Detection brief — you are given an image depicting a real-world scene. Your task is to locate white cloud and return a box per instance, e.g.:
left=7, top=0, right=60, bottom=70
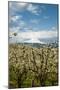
left=9, top=18, right=27, bottom=32
left=9, top=2, right=27, bottom=9
left=43, top=16, right=50, bottom=19
left=27, top=4, right=39, bottom=15
left=9, top=2, right=42, bottom=16
left=17, top=2, right=28, bottom=8
left=18, top=30, right=57, bottom=39
left=11, top=16, right=21, bottom=22
left=16, top=20, right=27, bottom=30
left=52, top=27, right=56, bottom=30
left=19, top=20, right=26, bottom=26
left=9, top=30, right=57, bottom=43
left=9, top=15, right=22, bottom=23
left=24, top=38, right=45, bottom=44
left=30, top=19, right=40, bottom=24
left=9, top=26, right=20, bottom=34
left=9, top=2, right=28, bottom=16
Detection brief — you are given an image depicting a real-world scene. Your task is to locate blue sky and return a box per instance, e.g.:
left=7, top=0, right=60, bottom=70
left=9, top=2, right=58, bottom=43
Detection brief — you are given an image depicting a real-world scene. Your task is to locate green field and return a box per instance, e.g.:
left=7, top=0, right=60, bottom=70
left=9, top=44, right=58, bottom=88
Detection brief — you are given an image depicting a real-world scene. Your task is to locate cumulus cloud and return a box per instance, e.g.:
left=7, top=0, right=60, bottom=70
left=9, top=30, right=57, bottom=43
left=9, top=2, right=27, bottom=10
left=9, top=17, right=27, bottom=32
left=17, top=2, right=27, bottom=6
left=9, top=2, right=41, bottom=16
left=9, top=15, right=22, bottom=22
left=18, top=30, right=57, bottom=39
left=9, top=2, right=27, bottom=17
left=27, top=4, right=39, bottom=15
left=9, top=27, right=20, bottom=32
left=8, top=2, right=58, bottom=44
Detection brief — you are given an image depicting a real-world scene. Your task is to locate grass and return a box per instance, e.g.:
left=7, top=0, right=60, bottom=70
left=9, top=44, right=58, bottom=88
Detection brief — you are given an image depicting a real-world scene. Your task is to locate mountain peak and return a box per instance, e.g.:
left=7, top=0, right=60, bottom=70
left=24, top=38, right=45, bottom=44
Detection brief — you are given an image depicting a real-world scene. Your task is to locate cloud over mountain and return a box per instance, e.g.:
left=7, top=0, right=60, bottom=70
left=9, top=2, right=58, bottom=44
